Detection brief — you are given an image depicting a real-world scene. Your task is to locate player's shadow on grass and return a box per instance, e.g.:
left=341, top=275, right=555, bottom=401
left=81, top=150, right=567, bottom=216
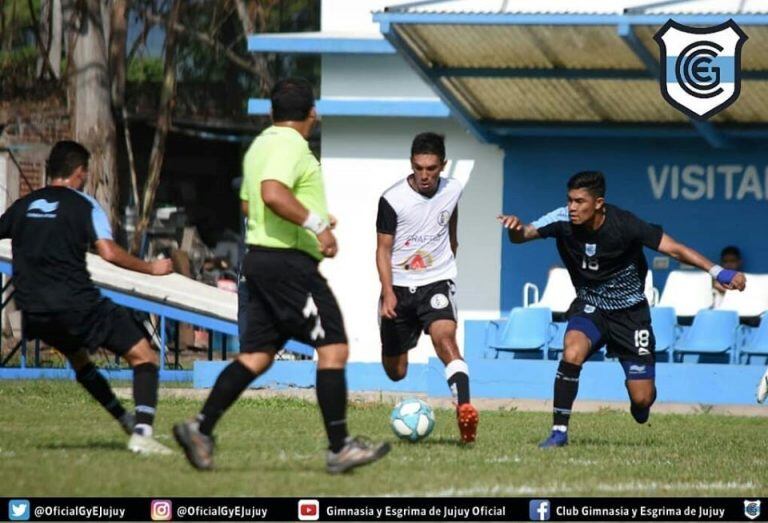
left=39, top=440, right=126, bottom=451
left=564, top=436, right=658, bottom=448
left=398, top=436, right=466, bottom=448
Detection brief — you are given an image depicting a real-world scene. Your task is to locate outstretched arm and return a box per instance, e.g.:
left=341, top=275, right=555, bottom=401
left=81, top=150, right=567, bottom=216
left=657, top=234, right=746, bottom=291
left=95, top=239, right=172, bottom=275
left=497, top=214, right=541, bottom=244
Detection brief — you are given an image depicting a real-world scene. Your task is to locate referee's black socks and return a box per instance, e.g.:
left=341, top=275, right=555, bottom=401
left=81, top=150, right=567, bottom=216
left=132, top=362, right=159, bottom=436
left=75, top=362, right=127, bottom=420
left=316, top=368, right=348, bottom=453
left=198, top=360, right=256, bottom=436
left=553, top=360, right=582, bottom=429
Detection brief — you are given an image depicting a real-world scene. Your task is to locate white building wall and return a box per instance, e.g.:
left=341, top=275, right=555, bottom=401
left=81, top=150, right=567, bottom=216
left=322, top=55, right=436, bottom=99
left=318, top=0, right=504, bottom=362
left=321, top=0, right=413, bottom=35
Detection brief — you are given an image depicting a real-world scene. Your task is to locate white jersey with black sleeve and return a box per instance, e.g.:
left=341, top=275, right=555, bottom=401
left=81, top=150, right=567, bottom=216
left=376, top=176, right=464, bottom=287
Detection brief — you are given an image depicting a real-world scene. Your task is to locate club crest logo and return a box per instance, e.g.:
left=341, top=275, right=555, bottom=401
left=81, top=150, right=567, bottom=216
left=654, top=19, right=748, bottom=120
left=744, top=500, right=760, bottom=520
left=437, top=210, right=451, bottom=226
left=585, top=244, right=597, bottom=257
left=430, top=293, right=449, bottom=309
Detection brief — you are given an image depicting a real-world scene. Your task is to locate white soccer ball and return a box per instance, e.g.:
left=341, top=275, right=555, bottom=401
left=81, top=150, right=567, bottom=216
left=390, top=398, right=435, bottom=442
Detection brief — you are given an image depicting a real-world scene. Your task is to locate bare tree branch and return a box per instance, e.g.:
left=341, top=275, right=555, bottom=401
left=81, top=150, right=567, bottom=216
left=109, top=0, right=129, bottom=108
left=122, top=106, right=140, bottom=212
left=145, top=9, right=265, bottom=78
left=27, top=0, right=59, bottom=79
left=233, top=0, right=273, bottom=95
left=131, top=0, right=183, bottom=254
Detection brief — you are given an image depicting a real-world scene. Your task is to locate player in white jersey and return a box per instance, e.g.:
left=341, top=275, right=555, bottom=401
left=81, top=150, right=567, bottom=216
left=376, top=132, right=479, bottom=443
left=757, top=367, right=768, bottom=404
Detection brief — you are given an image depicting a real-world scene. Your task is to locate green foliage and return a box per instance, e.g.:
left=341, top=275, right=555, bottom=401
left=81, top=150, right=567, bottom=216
left=127, top=57, right=164, bottom=83
left=1, top=380, right=767, bottom=496
left=2, top=0, right=42, bottom=31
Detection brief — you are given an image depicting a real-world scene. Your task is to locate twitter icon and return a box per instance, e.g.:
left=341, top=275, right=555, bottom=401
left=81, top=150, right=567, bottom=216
left=9, top=499, right=30, bottom=521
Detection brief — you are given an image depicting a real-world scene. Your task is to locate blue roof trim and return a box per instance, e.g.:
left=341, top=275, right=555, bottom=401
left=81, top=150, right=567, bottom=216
left=247, top=98, right=450, bottom=118
left=373, top=12, right=768, bottom=26
left=247, top=35, right=395, bottom=54
left=485, top=122, right=768, bottom=140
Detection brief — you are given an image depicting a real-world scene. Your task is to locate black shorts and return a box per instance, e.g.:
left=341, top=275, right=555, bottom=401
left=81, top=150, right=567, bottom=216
left=240, top=246, right=347, bottom=351
left=566, top=298, right=656, bottom=367
left=380, top=279, right=457, bottom=357
left=23, top=298, right=147, bottom=356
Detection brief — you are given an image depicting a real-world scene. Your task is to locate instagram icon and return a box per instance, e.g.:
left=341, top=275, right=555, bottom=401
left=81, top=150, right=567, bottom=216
left=150, top=500, right=173, bottom=521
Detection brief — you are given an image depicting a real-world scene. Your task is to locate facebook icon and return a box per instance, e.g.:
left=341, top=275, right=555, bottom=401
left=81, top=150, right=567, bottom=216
left=529, top=500, right=551, bottom=521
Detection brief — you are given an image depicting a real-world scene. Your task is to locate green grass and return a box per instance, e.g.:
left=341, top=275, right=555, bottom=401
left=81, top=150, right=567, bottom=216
left=0, top=380, right=766, bottom=497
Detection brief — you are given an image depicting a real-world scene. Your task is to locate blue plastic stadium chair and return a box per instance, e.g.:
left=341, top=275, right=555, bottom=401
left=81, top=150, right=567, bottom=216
left=485, top=307, right=553, bottom=360
left=673, top=309, right=739, bottom=364
left=650, top=306, right=678, bottom=363
left=739, top=314, right=768, bottom=364
left=546, top=321, right=568, bottom=360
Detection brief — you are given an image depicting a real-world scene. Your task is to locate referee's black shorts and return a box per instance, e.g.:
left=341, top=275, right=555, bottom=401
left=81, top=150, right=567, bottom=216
left=240, top=246, right=347, bottom=351
left=23, top=298, right=147, bottom=356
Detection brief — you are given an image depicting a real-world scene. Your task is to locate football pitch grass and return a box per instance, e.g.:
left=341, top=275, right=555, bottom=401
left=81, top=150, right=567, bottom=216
left=1, top=380, right=766, bottom=497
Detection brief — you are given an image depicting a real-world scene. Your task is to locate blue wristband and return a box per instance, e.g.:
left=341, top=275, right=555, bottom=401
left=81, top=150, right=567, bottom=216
left=716, top=269, right=737, bottom=286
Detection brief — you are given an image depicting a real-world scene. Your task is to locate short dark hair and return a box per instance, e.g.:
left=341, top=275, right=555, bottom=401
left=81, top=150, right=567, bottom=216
left=721, top=245, right=741, bottom=259
left=270, top=77, right=315, bottom=122
left=47, top=140, right=90, bottom=180
left=567, top=170, right=606, bottom=198
left=410, top=132, right=446, bottom=162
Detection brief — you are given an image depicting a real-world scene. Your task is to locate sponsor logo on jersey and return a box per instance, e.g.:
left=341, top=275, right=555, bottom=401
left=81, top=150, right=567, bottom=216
left=404, top=232, right=446, bottom=245
left=399, top=250, right=433, bottom=271
left=26, top=199, right=59, bottom=218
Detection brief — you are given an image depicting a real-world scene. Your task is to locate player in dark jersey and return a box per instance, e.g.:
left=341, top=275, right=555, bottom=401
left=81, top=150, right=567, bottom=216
left=0, top=140, right=174, bottom=455
left=498, top=171, right=746, bottom=448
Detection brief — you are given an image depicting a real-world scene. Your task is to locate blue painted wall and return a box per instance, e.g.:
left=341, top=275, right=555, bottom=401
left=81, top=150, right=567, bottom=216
left=501, top=138, right=768, bottom=311
left=191, top=358, right=766, bottom=405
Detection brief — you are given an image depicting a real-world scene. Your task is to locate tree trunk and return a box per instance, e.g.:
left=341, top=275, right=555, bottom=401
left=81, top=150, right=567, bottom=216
left=36, top=0, right=62, bottom=79
left=36, top=0, right=51, bottom=78
left=65, top=0, right=119, bottom=228
left=108, top=0, right=128, bottom=109
left=130, top=0, right=182, bottom=254
left=50, top=0, right=62, bottom=77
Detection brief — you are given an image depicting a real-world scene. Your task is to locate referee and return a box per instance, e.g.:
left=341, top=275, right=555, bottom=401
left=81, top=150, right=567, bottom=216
left=174, top=77, right=390, bottom=473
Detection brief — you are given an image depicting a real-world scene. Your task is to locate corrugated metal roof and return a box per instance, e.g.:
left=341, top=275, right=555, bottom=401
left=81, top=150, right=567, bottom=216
left=447, top=78, right=690, bottom=122
left=377, top=4, right=768, bottom=142
left=400, top=24, right=645, bottom=69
